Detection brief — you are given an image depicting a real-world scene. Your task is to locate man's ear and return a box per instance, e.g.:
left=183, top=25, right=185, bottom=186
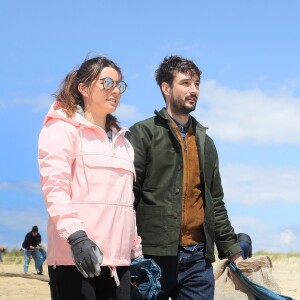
left=78, top=83, right=89, bottom=98
left=161, top=82, right=171, bottom=97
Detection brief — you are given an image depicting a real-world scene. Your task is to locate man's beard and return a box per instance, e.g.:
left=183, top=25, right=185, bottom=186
left=170, top=94, right=197, bottom=115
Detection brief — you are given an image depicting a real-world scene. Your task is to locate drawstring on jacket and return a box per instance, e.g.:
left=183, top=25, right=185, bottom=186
left=109, top=266, right=120, bottom=286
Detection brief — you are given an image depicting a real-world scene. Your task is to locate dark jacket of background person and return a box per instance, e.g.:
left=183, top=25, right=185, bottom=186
left=126, top=108, right=241, bottom=261
left=22, top=232, right=41, bottom=250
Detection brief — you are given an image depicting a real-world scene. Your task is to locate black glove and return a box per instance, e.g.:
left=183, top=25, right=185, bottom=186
left=68, top=230, right=103, bottom=278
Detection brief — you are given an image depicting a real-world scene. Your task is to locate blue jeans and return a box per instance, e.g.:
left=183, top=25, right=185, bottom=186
left=145, top=244, right=214, bottom=300
left=23, top=248, right=46, bottom=273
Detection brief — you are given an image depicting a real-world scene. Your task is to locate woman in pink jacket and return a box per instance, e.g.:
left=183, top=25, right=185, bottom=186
left=38, top=55, right=142, bottom=300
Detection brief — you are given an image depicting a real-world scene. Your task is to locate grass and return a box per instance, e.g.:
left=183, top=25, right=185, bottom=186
left=213, top=249, right=300, bottom=263
left=2, top=248, right=300, bottom=265
left=253, top=250, right=300, bottom=261
left=1, top=247, right=24, bottom=264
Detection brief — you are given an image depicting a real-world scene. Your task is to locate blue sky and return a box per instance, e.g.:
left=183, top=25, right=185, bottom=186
left=1, top=1, right=299, bottom=253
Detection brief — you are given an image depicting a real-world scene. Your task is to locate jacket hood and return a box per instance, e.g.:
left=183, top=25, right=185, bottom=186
left=44, top=102, right=129, bottom=134
left=43, top=102, right=89, bottom=127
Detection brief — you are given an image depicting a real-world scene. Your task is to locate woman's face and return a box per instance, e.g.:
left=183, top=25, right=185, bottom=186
left=81, top=66, right=122, bottom=115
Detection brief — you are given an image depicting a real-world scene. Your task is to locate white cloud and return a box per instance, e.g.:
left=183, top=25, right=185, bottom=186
left=0, top=208, right=48, bottom=249
left=0, top=181, right=42, bottom=195
left=230, top=216, right=300, bottom=253
left=262, top=229, right=300, bottom=253
left=0, top=93, right=54, bottom=111
left=0, top=209, right=47, bottom=232
left=116, top=103, right=145, bottom=126
left=278, top=77, right=300, bottom=95
left=15, top=93, right=54, bottom=111
left=221, top=164, right=300, bottom=204
left=231, top=215, right=269, bottom=232
left=280, top=230, right=296, bottom=245
left=194, top=80, right=300, bottom=145
left=0, top=94, right=145, bottom=125
left=230, top=215, right=271, bottom=252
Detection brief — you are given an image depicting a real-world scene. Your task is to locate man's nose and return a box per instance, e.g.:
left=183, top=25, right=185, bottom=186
left=189, top=85, right=199, bottom=95
left=190, top=83, right=199, bottom=93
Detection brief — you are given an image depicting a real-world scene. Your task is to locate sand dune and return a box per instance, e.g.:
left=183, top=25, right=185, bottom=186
left=0, top=256, right=299, bottom=299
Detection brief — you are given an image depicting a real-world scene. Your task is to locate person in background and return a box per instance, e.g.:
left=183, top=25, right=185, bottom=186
left=22, top=225, right=44, bottom=274
left=127, top=55, right=243, bottom=300
left=237, top=233, right=252, bottom=259
left=38, top=55, right=142, bottom=300
left=0, top=245, right=5, bottom=262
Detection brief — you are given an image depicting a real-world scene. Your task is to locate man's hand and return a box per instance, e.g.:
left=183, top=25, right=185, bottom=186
left=68, top=230, right=103, bottom=278
left=229, top=253, right=243, bottom=264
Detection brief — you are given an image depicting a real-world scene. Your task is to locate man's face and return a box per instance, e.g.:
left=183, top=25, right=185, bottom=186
left=32, top=232, right=38, bottom=237
left=167, top=72, right=200, bottom=115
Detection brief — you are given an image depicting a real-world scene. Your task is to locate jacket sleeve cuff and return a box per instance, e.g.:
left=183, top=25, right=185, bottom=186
left=131, top=248, right=143, bottom=260
left=225, top=243, right=242, bottom=258
left=131, top=235, right=143, bottom=259
left=59, top=223, right=85, bottom=240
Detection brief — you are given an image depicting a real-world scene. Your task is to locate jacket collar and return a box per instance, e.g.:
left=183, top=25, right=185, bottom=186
left=155, top=107, right=207, bottom=132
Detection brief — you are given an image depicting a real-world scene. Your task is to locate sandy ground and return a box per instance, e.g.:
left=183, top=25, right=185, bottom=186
left=0, top=262, right=50, bottom=300
left=0, top=256, right=299, bottom=299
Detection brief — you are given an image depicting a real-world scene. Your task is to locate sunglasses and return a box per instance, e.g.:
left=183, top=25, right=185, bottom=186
left=99, top=77, right=127, bottom=94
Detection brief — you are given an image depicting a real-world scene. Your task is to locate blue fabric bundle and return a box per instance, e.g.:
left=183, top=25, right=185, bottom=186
left=130, top=258, right=161, bottom=300
left=227, top=261, right=294, bottom=300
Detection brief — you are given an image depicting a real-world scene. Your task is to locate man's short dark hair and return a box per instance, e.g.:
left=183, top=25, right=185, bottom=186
left=155, top=55, right=202, bottom=88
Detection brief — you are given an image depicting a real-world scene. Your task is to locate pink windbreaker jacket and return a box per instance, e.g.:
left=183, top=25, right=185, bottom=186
left=38, top=102, right=142, bottom=270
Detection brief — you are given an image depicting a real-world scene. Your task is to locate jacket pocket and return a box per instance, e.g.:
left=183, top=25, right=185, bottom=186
left=145, top=148, right=178, bottom=189
left=83, top=153, right=134, bottom=174
left=75, top=154, right=134, bottom=205
left=136, top=205, right=167, bottom=247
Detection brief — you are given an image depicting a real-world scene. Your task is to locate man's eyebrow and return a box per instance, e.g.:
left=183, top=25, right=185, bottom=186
left=178, top=77, right=192, bottom=82
left=178, top=78, right=200, bottom=83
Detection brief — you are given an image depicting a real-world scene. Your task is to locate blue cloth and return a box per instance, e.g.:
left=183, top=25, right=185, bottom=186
left=130, top=258, right=161, bottom=300
left=227, top=261, right=293, bottom=300
left=38, top=247, right=47, bottom=270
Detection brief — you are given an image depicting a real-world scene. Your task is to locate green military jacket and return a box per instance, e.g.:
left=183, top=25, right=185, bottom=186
left=126, top=108, right=241, bottom=261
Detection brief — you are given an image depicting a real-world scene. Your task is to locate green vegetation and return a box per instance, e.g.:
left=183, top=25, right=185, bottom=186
left=253, top=250, right=300, bottom=261
left=213, top=248, right=300, bottom=262
left=3, top=248, right=300, bottom=264
left=1, top=247, right=23, bottom=264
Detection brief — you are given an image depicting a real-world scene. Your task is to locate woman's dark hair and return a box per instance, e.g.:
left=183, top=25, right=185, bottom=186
left=155, top=55, right=202, bottom=101
left=56, top=55, right=122, bottom=130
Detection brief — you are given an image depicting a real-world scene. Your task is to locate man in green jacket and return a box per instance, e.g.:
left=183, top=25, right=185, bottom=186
left=126, top=55, right=242, bottom=300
